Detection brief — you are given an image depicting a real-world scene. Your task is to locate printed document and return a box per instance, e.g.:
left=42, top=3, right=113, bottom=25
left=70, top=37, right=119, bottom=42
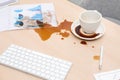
left=94, top=69, right=120, bottom=80
left=0, top=3, right=57, bottom=31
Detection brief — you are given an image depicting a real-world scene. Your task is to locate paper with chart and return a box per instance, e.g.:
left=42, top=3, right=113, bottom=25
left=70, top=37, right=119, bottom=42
left=94, top=69, right=120, bottom=80
left=0, top=3, right=57, bottom=31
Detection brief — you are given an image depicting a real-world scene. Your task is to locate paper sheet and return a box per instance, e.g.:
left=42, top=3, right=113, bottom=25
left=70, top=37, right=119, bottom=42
left=0, top=3, right=57, bottom=32
left=0, top=0, right=17, bottom=7
left=94, top=69, right=120, bottom=80
left=0, top=0, right=10, bottom=3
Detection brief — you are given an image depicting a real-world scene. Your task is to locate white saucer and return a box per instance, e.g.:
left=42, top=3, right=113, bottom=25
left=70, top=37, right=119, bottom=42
left=71, top=19, right=105, bottom=40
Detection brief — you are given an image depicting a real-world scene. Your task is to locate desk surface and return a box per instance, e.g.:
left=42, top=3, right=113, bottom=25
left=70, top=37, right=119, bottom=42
left=0, top=0, right=120, bottom=80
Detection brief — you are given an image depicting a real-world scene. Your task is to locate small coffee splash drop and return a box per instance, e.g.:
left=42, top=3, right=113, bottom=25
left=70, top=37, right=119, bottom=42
left=73, top=42, right=76, bottom=44
left=34, top=20, right=72, bottom=41
left=92, top=46, right=95, bottom=48
left=93, top=55, right=100, bottom=60
left=61, top=37, right=64, bottom=40
left=80, top=40, right=87, bottom=45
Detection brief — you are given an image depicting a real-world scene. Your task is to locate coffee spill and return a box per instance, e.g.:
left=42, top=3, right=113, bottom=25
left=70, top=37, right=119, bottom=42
left=80, top=40, right=87, bottom=45
left=93, top=55, right=100, bottom=60
left=34, top=20, right=72, bottom=41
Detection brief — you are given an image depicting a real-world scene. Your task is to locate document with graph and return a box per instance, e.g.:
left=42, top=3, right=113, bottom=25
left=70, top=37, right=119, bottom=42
left=94, top=69, right=120, bottom=80
left=0, top=3, right=57, bottom=31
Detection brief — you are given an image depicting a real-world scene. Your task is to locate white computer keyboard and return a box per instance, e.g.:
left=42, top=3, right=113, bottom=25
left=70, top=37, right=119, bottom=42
left=0, top=44, right=72, bottom=80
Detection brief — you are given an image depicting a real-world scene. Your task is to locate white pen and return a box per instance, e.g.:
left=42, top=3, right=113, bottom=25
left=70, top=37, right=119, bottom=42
left=99, top=45, right=104, bottom=70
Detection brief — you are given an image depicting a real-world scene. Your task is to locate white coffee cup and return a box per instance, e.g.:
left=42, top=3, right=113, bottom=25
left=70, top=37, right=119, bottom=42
left=79, top=10, right=102, bottom=34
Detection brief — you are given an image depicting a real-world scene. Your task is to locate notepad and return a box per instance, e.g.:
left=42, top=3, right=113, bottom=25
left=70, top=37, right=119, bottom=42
left=94, top=69, right=120, bottom=80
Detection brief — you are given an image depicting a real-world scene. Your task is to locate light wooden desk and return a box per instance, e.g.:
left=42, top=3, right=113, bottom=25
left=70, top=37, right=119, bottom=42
left=0, top=0, right=120, bottom=80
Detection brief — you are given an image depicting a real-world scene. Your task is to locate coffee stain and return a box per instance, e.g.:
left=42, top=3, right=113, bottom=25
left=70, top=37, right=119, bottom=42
left=80, top=40, right=87, bottom=45
left=34, top=20, right=72, bottom=41
left=92, top=46, right=95, bottom=48
left=93, top=55, right=100, bottom=60
left=61, top=37, right=64, bottom=40
left=73, top=42, right=76, bottom=44
left=75, top=25, right=99, bottom=38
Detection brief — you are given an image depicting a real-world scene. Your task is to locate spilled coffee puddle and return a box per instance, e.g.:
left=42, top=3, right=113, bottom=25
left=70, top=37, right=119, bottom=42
left=34, top=20, right=98, bottom=61
left=34, top=20, right=72, bottom=41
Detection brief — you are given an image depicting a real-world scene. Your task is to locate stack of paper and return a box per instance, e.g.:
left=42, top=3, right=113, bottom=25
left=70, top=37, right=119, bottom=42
left=0, top=3, right=57, bottom=31
left=94, top=69, right=120, bottom=80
